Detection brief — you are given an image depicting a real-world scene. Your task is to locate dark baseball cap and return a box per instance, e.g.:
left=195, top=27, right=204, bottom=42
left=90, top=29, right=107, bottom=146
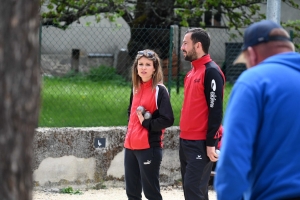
left=234, top=20, right=291, bottom=64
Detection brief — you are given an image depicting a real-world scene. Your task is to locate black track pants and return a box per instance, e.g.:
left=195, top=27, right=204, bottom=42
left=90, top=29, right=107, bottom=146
left=124, top=147, right=162, bottom=200
left=179, top=139, right=213, bottom=200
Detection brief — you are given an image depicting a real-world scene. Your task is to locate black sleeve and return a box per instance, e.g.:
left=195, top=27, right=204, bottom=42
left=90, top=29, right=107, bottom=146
left=204, top=67, right=224, bottom=146
left=142, top=85, right=174, bottom=131
left=127, top=87, right=133, bottom=123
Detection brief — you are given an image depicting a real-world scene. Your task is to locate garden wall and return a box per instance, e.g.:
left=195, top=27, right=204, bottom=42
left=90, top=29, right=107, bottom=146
left=33, top=126, right=181, bottom=189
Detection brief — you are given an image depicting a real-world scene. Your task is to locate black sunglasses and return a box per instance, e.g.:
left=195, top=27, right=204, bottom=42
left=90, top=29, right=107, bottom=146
left=137, top=50, right=155, bottom=59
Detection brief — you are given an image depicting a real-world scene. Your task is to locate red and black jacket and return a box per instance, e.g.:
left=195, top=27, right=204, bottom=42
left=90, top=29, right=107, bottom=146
left=180, top=54, right=225, bottom=146
left=125, top=80, right=174, bottom=150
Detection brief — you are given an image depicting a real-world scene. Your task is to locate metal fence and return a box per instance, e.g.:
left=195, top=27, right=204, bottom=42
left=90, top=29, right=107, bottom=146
left=39, top=24, right=245, bottom=127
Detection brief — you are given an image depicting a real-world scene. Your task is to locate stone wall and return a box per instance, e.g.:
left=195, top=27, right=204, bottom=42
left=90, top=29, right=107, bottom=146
left=33, top=126, right=181, bottom=188
left=41, top=53, right=115, bottom=77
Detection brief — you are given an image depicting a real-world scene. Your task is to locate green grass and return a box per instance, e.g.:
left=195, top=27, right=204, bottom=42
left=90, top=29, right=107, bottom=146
left=40, top=78, right=131, bottom=127
left=39, top=66, right=233, bottom=127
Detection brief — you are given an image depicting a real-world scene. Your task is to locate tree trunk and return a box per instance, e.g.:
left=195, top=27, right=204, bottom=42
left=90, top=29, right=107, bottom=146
left=0, top=1, right=40, bottom=200
left=127, top=0, right=175, bottom=60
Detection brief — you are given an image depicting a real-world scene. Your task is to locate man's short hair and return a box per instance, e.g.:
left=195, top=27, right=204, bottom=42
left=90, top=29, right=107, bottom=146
left=186, top=28, right=210, bottom=54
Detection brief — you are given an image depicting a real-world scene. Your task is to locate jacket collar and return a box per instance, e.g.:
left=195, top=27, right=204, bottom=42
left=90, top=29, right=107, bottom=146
left=141, top=79, right=153, bottom=88
left=191, top=54, right=212, bottom=70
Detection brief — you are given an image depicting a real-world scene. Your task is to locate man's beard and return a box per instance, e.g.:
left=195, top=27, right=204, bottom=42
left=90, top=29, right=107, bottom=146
left=183, top=48, right=197, bottom=62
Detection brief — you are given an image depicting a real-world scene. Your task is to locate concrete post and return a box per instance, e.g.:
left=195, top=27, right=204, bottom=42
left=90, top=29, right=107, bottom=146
left=266, top=0, right=281, bottom=23
left=71, top=49, right=80, bottom=73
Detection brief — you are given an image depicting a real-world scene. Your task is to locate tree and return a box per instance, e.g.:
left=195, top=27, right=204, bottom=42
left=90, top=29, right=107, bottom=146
left=40, top=0, right=300, bottom=31
left=0, top=0, right=40, bottom=199
left=40, top=0, right=300, bottom=52
left=283, top=19, right=300, bottom=49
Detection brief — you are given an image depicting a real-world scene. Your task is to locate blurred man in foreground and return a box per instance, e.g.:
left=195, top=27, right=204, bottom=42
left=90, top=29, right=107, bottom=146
left=215, top=20, right=300, bottom=200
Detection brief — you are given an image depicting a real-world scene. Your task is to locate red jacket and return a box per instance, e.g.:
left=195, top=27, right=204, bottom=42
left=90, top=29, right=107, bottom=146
left=180, top=54, right=225, bottom=146
left=217, top=125, right=223, bottom=149
left=124, top=80, right=174, bottom=150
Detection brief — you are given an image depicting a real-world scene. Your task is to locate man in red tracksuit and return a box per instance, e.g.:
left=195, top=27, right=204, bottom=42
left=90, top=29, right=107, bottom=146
left=179, top=28, right=225, bottom=200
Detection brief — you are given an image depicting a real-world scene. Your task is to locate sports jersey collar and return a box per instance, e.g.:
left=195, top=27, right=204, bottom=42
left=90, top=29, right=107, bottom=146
left=191, top=54, right=212, bottom=69
left=141, top=79, right=153, bottom=88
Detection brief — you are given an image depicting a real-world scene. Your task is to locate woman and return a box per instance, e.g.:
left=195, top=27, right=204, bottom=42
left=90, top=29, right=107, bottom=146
left=124, top=49, right=174, bottom=200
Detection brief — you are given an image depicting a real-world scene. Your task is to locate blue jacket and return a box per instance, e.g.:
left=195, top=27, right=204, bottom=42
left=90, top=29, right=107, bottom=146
left=215, top=52, right=300, bottom=200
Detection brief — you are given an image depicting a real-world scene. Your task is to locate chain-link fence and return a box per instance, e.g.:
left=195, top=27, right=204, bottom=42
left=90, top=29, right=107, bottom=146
left=39, top=24, right=245, bottom=127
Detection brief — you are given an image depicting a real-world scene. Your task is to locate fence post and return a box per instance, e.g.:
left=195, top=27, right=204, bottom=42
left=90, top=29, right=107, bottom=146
left=176, top=26, right=181, bottom=94
left=39, top=22, right=42, bottom=69
left=168, top=26, right=174, bottom=95
left=290, top=30, right=294, bottom=42
left=71, top=49, right=80, bottom=73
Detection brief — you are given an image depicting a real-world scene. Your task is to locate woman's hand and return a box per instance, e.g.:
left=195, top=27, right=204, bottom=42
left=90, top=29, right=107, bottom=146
left=136, top=110, right=144, bottom=124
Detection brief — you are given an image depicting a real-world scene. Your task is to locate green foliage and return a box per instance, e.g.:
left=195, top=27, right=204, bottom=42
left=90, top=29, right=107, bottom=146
left=87, top=65, right=127, bottom=82
left=61, top=65, right=130, bottom=85
left=40, top=0, right=300, bottom=46
left=61, top=70, right=84, bottom=80
left=282, top=19, right=300, bottom=52
left=40, top=1, right=300, bottom=30
left=93, top=182, right=107, bottom=190
left=60, top=187, right=83, bottom=195
left=41, top=0, right=125, bottom=28
left=283, top=0, right=300, bottom=8
left=174, top=0, right=267, bottom=30
left=167, top=72, right=186, bottom=88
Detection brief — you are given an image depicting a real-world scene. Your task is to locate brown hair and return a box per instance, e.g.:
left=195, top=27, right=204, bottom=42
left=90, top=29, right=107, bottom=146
left=185, top=28, right=210, bottom=54
left=131, top=49, right=164, bottom=91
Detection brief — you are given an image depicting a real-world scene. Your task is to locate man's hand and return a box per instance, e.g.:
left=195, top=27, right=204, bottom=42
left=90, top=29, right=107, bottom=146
left=207, top=146, right=218, bottom=162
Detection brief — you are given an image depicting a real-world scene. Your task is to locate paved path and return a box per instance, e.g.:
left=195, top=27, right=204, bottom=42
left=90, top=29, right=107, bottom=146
left=33, top=187, right=217, bottom=200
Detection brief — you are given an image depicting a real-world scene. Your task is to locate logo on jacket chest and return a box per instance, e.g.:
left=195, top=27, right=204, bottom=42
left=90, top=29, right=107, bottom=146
left=194, top=78, right=201, bottom=83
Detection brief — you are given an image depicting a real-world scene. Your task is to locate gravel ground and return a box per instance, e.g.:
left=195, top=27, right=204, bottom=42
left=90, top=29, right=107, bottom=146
left=33, top=187, right=217, bottom=200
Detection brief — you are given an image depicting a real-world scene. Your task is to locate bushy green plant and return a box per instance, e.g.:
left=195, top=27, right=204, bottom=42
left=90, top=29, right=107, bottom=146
left=93, top=181, right=107, bottom=190
left=166, top=72, right=186, bottom=88
left=58, top=65, right=131, bottom=86
left=60, top=186, right=83, bottom=195
left=87, top=65, right=128, bottom=83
